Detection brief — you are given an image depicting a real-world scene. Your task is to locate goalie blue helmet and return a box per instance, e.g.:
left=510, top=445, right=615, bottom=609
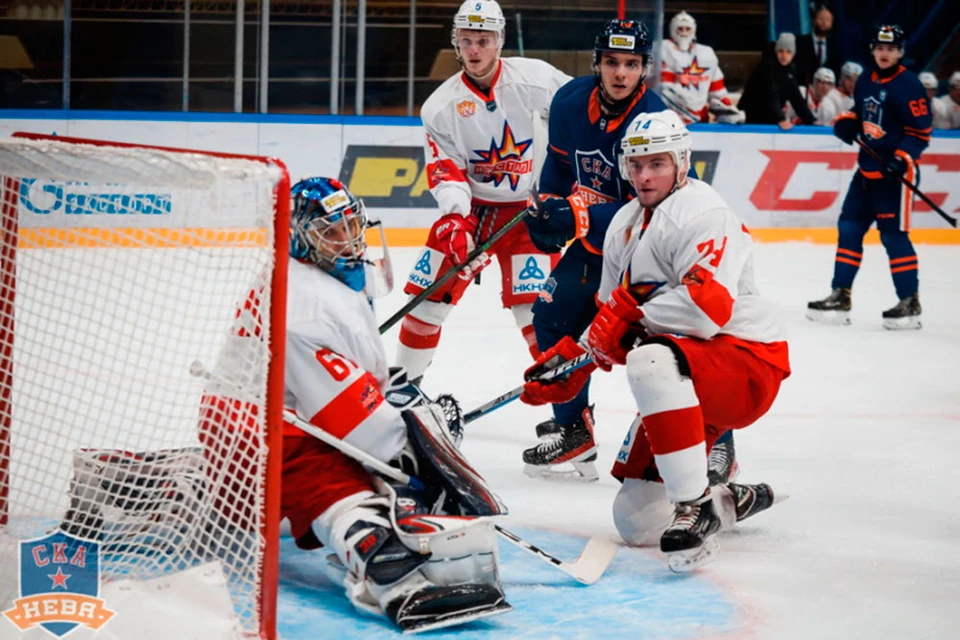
left=871, top=24, right=905, bottom=50
left=290, top=177, right=368, bottom=291
left=593, top=18, right=652, bottom=68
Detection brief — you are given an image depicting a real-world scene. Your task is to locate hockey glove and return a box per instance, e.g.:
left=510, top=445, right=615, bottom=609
left=430, top=213, right=490, bottom=278
left=523, top=193, right=586, bottom=254
left=586, top=286, right=647, bottom=371
left=885, top=153, right=909, bottom=178
left=833, top=116, right=859, bottom=145
left=520, top=336, right=597, bottom=406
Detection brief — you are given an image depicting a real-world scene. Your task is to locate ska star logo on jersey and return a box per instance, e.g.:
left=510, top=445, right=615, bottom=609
left=678, top=57, right=709, bottom=88
left=574, top=149, right=619, bottom=205
left=470, top=121, right=533, bottom=190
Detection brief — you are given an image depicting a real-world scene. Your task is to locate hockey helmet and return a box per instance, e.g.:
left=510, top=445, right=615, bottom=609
left=950, top=71, right=960, bottom=89
left=593, top=18, right=652, bottom=68
left=669, top=11, right=697, bottom=51
left=619, top=110, right=692, bottom=191
left=812, top=67, right=836, bottom=85
left=918, top=72, right=938, bottom=90
left=451, top=0, right=506, bottom=48
left=871, top=24, right=905, bottom=50
left=840, top=61, right=863, bottom=79
left=290, top=177, right=368, bottom=284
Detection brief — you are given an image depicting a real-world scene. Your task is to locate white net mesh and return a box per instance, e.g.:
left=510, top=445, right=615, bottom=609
left=0, top=137, right=286, bottom=638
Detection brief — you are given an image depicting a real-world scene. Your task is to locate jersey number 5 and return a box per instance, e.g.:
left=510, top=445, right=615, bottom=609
left=316, top=348, right=352, bottom=382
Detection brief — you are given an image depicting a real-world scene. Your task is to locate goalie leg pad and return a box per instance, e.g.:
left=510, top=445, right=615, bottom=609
left=402, top=404, right=507, bottom=516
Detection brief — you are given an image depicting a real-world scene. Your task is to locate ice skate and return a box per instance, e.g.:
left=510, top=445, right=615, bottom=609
left=881, top=293, right=921, bottom=330
left=660, top=489, right=722, bottom=572
left=728, top=482, right=778, bottom=522
left=534, top=417, right=561, bottom=439
left=707, top=433, right=739, bottom=486
left=522, top=407, right=598, bottom=482
left=806, top=288, right=851, bottom=325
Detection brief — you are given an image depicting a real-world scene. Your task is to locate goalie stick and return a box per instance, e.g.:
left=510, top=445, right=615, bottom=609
left=281, top=409, right=617, bottom=585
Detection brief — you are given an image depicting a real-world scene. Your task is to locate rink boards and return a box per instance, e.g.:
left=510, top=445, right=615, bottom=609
left=2, top=109, right=959, bottom=243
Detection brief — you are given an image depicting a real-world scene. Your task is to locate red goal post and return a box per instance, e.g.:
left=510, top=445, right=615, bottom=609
left=0, top=132, right=290, bottom=639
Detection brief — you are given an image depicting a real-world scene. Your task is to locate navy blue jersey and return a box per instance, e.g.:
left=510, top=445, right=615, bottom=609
left=539, top=75, right=670, bottom=253
left=842, top=65, right=932, bottom=173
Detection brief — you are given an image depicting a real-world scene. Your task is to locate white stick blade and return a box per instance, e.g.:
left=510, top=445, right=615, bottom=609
left=568, top=537, right=619, bottom=585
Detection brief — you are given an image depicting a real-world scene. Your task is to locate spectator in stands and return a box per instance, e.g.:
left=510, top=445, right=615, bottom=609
left=789, top=66, right=836, bottom=125
left=738, top=33, right=816, bottom=129
left=819, top=61, right=862, bottom=125
left=932, top=71, right=960, bottom=130
left=919, top=72, right=949, bottom=129
left=796, top=5, right=841, bottom=85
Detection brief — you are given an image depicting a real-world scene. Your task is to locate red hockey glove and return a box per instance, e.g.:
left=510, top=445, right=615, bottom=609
left=520, top=336, right=598, bottom=406
left=431, top=213, right=479, bottom=264
left=586, top=286, right=647, bottom=371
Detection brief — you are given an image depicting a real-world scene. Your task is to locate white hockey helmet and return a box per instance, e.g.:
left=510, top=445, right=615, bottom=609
left=619, top=110, right=692, bottom=191
left=950, top=71, right=960, bottom=89
left=840, top=61, right=863, bottom=79
left=918, top=72, right=938, bottom=90
left=813, top=67, right=836, bottom=84
left=669, top=11, right=697, bottom=51
left=451, top=0, right=506, bottom=49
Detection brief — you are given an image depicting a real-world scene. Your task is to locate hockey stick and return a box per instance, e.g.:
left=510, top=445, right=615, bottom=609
left=855, top=136, right=957, bottom=228
left=282, top=410, right=617, bottom=585
left=462, top=352, right=594, bottom=425
left=378, top=207, right=529, bottom=334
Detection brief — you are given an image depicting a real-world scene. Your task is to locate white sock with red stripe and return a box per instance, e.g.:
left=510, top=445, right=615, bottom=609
left=510, top=303, right=541, bottom=359
left=397, top=316, right=441, bottom=381
left=626, top=343, right=708, bottom=503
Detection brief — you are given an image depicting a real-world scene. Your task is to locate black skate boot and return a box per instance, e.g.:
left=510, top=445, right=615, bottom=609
left=881, top=293, right=921, bottom=330
left=534, top=417, right=560, bottom=439
left=707, top=434, right=739, bottom=486
left=660, top=489, right=722, bottom=572
left=728, top=482, right=777, bottom=522
left=522, top=407, right=598, bottom=482
left=806, top=288, right=852, bottom=325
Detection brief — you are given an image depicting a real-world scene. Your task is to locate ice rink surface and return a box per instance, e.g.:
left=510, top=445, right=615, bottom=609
left=277, top=242, right=960, bottom=640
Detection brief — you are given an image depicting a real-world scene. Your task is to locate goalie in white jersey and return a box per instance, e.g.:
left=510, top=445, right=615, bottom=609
left=659, top=11, right=744, bottom=124
left=198, top=177, right=512, bottom=633
left=395, top=0, right=571, bottom=385
left=519, top=112, right=791, bottom=572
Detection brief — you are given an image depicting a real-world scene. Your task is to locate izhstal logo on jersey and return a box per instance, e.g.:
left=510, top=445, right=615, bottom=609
left=678, top=57, right=709, bottom=88
left=470, top=121, right=534, bottom=190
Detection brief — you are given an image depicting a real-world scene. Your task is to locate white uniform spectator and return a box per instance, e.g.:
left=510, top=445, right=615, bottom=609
left=819, top=61, right=862, bottom=125
left=919, top=72, right=948, bottom=129
left=932, top=71, right=960, bottom=129
left=660, top=11, right=744, bottom=123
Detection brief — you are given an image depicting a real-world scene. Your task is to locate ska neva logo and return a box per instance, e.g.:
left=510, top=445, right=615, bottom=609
left=2, top=531, right=115, bottom=637
left=19, top=178, right=172, bottom=215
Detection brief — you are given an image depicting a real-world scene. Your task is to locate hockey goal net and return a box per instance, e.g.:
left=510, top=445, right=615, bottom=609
left=0, top=133, right=289, bottom=639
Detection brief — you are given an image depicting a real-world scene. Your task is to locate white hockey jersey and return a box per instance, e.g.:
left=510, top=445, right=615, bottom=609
left=786, top=86, right=830, bottom=125
left=818, top=87, right=855, bottom=126
left=660, top=41, right=731, bottom=123
left=282, top=259, right=407, bottom=464
left=600, top=180, right=789, bottom=371
left=933, top=95, right=960, bottom=129
left=421, top=57, right=571, bottom=214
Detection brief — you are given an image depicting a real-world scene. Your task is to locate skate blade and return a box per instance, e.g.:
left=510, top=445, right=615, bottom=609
left=805, top=309, right=851, bottom=325
left=402, top=601, right=513, bottom=634
left=666, top=536, right=719, bottom=573
left=882, top=316, right=921, bottom=331
left=523, top=459, right=599, bottom=483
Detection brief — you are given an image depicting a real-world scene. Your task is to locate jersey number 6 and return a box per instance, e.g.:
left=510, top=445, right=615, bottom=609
left=315, top=348, right=352, bottom=382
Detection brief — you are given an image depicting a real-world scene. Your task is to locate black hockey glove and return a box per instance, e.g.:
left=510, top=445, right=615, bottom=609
left=523, top=195, right=577, bottom=254
left=833, top=117, right=859, bottom=145
left=885, top=155, right=908, bottom=177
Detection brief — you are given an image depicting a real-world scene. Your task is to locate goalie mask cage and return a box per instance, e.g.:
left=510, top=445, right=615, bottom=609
left=0, top=133, right=289, bottom=640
